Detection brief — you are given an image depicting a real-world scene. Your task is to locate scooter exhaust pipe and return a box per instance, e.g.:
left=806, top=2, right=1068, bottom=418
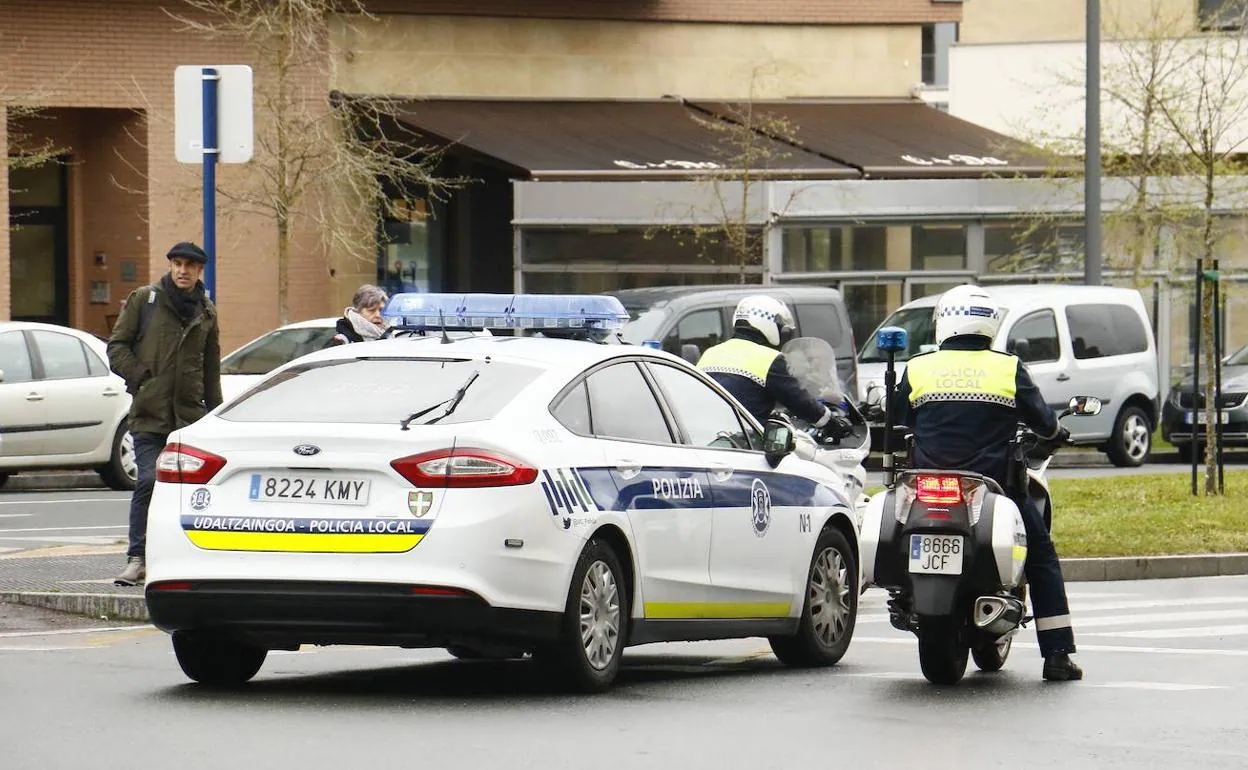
left=973, top=595, right=1026, bottom=636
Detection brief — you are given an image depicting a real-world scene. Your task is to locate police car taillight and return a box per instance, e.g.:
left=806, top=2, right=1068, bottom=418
left=391, top=447, right=538, bottom=488
left=914, top=475, right=962, bottom=505
left=156, top=443, right=227, bottom=484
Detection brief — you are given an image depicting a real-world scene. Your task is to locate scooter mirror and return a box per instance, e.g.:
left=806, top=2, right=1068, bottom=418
left=1067, top=395, right=1102, bottom=416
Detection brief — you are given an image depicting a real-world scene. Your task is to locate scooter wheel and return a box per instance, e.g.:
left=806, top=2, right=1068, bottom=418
left=971, top=635, right=1013, bottom=672
left=917, top=617, right=968, bottom=685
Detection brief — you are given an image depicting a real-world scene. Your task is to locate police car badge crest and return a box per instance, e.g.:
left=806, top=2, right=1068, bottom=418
left=750, top=478, right=772, bottom=537
left=189, top=487, right=212, bottom=512
left=408, top=490, right=434, bottom=517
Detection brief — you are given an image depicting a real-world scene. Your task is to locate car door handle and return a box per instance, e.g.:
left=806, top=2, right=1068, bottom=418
left=1056, top=373, right=1071, bottom=381
left=708, top=463, right=734, bottom=482
left=25, top=392, right=45, bottom=402
left=102, top=388, right=122, bottom=397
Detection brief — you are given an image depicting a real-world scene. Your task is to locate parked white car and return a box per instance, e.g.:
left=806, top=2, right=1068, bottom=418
left=0, top=321, right=136, bottom=490
left=219, top=318, right=340, bottom=403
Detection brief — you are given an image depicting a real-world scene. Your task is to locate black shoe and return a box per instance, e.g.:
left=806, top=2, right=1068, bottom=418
left=1043, top=653, right=1083, bottom=681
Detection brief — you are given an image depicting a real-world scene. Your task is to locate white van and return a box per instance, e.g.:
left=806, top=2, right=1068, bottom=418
left=857, top=285, right=1160, bottom=467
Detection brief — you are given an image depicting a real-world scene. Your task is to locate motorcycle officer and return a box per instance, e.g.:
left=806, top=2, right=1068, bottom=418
left=698, top=295, right=853, bottom=440
left=889, top=284, right=1083, bottom=681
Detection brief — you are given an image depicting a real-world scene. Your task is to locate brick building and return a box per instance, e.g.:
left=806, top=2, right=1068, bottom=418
left=2, top=0, right=969, bottom=351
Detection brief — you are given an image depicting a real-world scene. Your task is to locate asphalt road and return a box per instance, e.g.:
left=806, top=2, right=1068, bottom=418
left=1, top=575, right=1245, bottom=769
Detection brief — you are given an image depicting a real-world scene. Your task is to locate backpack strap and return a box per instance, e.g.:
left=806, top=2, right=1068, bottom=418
left=136, top=284, right=159, bottom=346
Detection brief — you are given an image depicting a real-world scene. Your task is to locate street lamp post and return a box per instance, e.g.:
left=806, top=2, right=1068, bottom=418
left=1085, top=0, right=1103, bottom=285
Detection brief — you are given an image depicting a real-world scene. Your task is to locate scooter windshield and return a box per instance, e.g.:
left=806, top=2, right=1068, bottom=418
left=782, top=336, right=845, bottom=403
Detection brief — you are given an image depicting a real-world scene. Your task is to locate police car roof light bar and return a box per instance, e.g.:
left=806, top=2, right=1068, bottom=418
left=382, top=292, right=631, bottom=340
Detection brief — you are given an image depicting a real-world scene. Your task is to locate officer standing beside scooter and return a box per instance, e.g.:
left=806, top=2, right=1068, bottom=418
left=888, top=284, right=1083, bottom=682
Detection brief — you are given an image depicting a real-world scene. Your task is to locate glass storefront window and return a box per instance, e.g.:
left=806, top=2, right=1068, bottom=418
left=781, top=225, right=887, bottom=272
left=985, top=221, right=1085, bottom=274
left=912, top=224, right=966, bottom=270
left=378, top=198, right=434, bottom=296
left=523, top=228, right=756, bottom=267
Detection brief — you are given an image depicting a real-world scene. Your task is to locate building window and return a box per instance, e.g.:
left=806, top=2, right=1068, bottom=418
left=921, top=22, right=959, bottom=87
left=1199, top=0, right=1248, bottom=30
left=379, top=197, right=435, bottom=296
left=912, top=224, right=967, bottom=270
left=984, top=221, right=1085, bottom=274
left=781, top=225, right=887, bottom=272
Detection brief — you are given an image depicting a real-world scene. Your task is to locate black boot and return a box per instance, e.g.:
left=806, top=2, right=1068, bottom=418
left=1043, top=652, right=1083, bottom=681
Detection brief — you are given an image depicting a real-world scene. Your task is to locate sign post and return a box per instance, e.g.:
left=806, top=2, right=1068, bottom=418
left=174, top=64, right=254, bottom=300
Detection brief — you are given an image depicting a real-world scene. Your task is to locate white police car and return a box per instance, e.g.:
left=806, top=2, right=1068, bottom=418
left=144, top=294, right=864, bottom=692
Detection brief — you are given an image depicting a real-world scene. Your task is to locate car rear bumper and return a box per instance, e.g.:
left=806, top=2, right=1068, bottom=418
left=145, top=580, right=563, bottom=650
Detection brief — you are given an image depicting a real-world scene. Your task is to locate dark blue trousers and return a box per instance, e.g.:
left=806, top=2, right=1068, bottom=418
left=126, top=432, right=168, bottom=559
left=1019, top=496, right=1076, bottom=657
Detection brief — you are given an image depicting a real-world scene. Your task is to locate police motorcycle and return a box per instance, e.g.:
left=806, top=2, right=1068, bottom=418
left=858, top=326, right=1101, bottom=684
left=771, top=336, right=872, bottom=508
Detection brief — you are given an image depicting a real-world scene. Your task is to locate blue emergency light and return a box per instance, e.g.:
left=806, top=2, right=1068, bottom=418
left=875, top=326, right=909, bottom=353
left=382, top=292, right=631, bottom=340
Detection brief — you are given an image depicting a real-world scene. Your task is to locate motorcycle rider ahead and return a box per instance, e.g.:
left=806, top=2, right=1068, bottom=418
left=889, top=284, right=1084, bottom=681
left=698, top=295, right=853, bottom=439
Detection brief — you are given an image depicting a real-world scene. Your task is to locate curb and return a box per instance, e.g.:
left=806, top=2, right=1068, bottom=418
left=1060, top=552, right=1248, bottom=582
left=4, top=472, right=106, bottom=492
left=1, top=591, right=149, bottom=622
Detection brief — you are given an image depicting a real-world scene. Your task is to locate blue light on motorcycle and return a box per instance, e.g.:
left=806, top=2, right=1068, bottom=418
left=876, top=326, right=909, bottom=353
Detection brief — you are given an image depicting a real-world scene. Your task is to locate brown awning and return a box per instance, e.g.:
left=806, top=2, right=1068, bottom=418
left=689, top=99, right=1056, bottom=178
left=388, top=97, right=1054, bottom=181
left=393, top=98, right=857, bottom=181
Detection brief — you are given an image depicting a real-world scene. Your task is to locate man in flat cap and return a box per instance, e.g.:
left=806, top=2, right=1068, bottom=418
left=108, top=242, right=222, bottom=586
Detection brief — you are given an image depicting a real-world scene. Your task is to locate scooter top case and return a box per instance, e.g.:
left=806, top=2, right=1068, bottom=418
left=861, top=470, right=1027, bottom=615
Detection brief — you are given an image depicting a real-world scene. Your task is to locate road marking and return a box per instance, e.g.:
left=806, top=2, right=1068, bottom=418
left=0, top=646, right=85, bottom=652
left=852, top=635, right=1248, bottom=657
left=1086, top=682, right=1228, bottom=691
left=0, top=514, right=33, bottom=519
left=1075, top=609, right=1248, bottom=629
left=1088, top=624, right=1248, bottom=639
left=1069, top=596, right=1248, bottom=613
left=0, top=498, right=127, bottom=506
left=0, top=525, right=126, bottom=534
left=0, top=625, right=153, bottom=639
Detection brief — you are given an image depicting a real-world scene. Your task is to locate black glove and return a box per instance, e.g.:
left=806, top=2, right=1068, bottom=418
left=1057, top=426, right=1072, bottom=445
left=822, top=413, right=855, bottom=442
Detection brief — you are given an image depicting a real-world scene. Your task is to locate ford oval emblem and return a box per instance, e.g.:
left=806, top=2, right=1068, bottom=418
left=293, top=444, right=321, bottom=456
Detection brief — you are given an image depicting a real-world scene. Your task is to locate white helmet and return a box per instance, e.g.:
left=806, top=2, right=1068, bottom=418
left=934, top=284, right=1002, bottom=345
left=733, top=295, right=796, bottom=347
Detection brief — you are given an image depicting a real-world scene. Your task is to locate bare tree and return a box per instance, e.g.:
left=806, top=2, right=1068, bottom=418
left=169, top=0, right=460, bottom=324
left=1153, top=8, right=1248, bottom=493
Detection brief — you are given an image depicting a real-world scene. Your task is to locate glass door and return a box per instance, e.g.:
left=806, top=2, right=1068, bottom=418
left=8, top=161, right=69, bottom=326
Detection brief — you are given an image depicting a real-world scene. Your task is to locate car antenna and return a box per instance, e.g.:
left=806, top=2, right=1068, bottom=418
left=439, top=308, right=451, bottom=345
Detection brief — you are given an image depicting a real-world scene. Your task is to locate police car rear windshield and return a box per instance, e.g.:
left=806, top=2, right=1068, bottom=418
left=218, top=357, right=541, bottom=425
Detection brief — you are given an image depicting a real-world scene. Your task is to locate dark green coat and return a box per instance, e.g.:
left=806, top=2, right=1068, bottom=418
left=107, top=283, right=223, bottom=436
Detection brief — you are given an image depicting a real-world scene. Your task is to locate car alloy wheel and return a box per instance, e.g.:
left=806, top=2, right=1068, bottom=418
left=120, top=431, right=137, bottom=483
left=579, top=560, right=621, bottom=671
left=809, top=546, right=852, bottom=647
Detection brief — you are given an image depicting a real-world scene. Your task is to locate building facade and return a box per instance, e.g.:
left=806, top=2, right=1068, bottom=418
left=2, top=0, right=967, bottom=351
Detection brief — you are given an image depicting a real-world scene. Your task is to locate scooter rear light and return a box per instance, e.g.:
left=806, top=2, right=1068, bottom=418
left=915, top=475, right=962, bottom=505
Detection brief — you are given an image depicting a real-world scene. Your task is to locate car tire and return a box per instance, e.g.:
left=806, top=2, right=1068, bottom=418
left=1106, top=405, right=1151, bottom=468
left=98, top=425, right=137, bottom=492
left=769, top=527, right=858, bottom=667
left=172, top=631, right=267, bottom=686
left=535, top=538, right=629, bottom=693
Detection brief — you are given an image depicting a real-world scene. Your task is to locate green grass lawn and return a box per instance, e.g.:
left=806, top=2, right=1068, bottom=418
left=1050, top=471, right=1248, bottom=557
left=864, top=471, right=1248, bottom=558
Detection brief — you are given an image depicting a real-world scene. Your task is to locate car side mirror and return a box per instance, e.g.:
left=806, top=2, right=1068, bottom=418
left=1065, top=395, right=1102, bottom=417
left=762, top=419, right=796, bottom=468
left=680, top=343, right=701, bottom=364
left=918, top=343, right=939, bottom=355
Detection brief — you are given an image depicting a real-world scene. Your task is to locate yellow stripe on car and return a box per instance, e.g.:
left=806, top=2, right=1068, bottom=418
left=185, top=530, right=425, bottom=553
left=644, top=602, right=792, bottom=619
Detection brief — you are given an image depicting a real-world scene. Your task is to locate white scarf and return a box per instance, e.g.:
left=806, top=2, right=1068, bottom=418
left=344, top=307, right=383, bottom=341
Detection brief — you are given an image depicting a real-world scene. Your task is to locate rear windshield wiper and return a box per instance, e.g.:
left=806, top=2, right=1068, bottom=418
left=400, top=370, right=481, bottom=430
